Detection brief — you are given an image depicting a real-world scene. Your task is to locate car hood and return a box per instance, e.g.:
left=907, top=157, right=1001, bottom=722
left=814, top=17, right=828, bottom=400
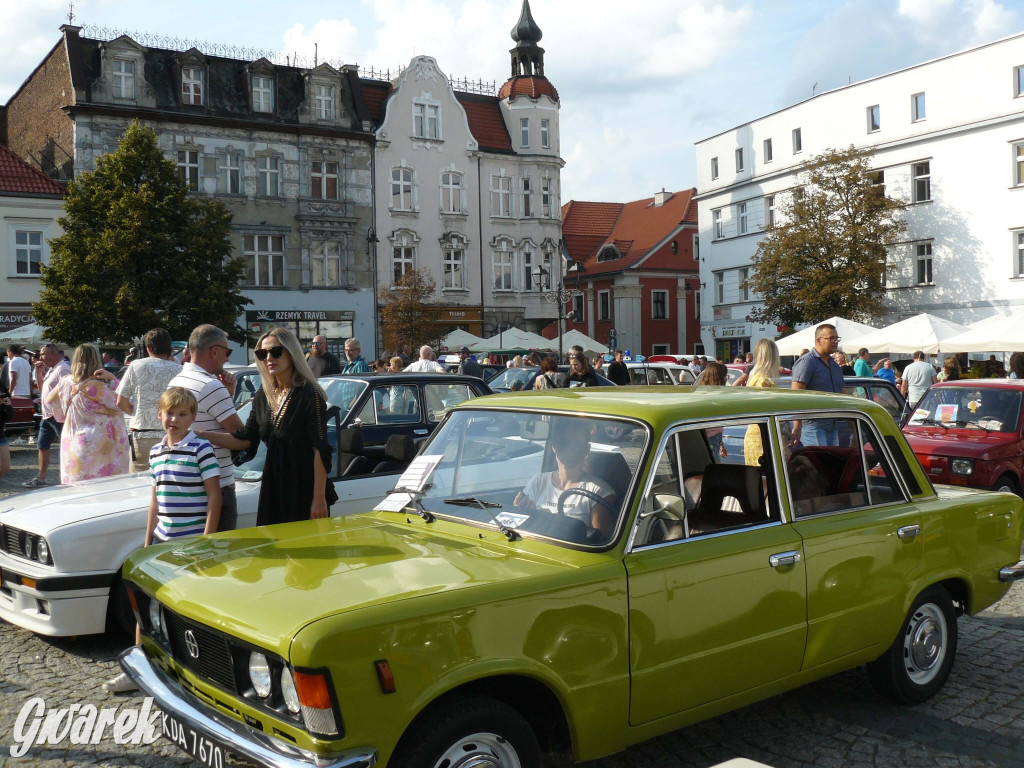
left=127, top=513, right=587, bottom=654
left=903, top=428, right=1018, bottom=458
left=0, top=474, right=154, bottom=534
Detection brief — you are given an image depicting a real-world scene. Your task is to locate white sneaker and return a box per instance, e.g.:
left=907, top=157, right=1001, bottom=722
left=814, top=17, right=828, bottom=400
left=26, top=437, right=35, bottom=445
left=101, top=672, right=139, bottom=693
left=9, top=438, right=26, bottom=446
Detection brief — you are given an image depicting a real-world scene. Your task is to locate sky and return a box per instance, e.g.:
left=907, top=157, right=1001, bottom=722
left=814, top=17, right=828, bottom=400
left=2, top=0, right=1022, bottom=203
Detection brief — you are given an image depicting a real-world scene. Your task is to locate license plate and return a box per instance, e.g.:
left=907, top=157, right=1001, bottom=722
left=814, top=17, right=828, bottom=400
left=161, top=711, right=225, bottom=768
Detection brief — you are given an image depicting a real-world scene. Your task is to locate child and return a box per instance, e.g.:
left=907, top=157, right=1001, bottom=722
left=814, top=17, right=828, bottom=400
left=103, top=387, right=221, bottom=693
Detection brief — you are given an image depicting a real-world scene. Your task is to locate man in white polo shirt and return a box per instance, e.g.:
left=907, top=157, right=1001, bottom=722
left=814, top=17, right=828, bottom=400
left=167, top=325, right=243, bottom=530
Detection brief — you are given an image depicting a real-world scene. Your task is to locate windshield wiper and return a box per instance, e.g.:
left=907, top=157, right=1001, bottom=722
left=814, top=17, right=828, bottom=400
left=915, top=418, right=948, bottom=429
left=387, top=486, right=434, bottom=523
left=442, top=496, right=518, bottom=542
left=955, top=419, right=991, bottom=432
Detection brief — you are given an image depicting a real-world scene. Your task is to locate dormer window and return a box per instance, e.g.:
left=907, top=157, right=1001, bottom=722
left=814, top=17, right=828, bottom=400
left=182, top=66, right=204, bottom=105
left=112, top=59, right=135, bottom=99
left=252, top=75, right=273, bottom=113
left=315, top=85, right=335, bottom=120
left=597, top=245, right=621, bottom=262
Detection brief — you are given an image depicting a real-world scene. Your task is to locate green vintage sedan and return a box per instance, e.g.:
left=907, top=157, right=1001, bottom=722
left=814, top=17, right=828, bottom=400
left=119, top=388, right=1024, bottom=768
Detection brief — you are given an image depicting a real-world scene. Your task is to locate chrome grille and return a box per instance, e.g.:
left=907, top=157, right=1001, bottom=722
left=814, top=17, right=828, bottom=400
left=164, top=610, right=237, bottom=692
left=3, top=525, right=26, bottom=558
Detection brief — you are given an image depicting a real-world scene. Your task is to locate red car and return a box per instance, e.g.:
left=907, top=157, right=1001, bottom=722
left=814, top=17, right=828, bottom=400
left=902, top=379, right=1024, bottom=496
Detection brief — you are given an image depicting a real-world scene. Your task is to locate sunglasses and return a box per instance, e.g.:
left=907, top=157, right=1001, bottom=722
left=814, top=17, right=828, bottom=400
left=255, top=346, right=286, bottom=361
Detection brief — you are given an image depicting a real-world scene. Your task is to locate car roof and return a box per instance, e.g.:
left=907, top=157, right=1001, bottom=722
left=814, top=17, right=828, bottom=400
left=929, top=379, right=1024, bottom=390
left=324, top=372, right=487, bottom=385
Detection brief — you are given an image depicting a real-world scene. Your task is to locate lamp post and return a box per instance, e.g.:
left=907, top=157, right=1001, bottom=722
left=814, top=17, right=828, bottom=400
left=534, top=259, right=585, bottom=361
left=366, top=226, right=380, bottom=356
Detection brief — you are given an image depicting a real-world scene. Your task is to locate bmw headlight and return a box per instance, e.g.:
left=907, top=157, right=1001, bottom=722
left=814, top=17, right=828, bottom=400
left=22, top=534, right=33, bottom=561
left=148, top=600, right=164, bottom=638
left=951, top=458, right=974, bottom=476
left=281, top=668, right=300, bottom=713
left=249, top=652, right=272, bottom=698
left=36, top=538, right=49, bottom=565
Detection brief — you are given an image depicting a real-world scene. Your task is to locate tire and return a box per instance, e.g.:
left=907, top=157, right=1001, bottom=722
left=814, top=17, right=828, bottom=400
left=867, top=585, right=957, bottom=705
left=389, top=694, right=542, bottom=768
left=106, top=575, right=136, bottom=637
left=992, top=474, right=1021, bottom=497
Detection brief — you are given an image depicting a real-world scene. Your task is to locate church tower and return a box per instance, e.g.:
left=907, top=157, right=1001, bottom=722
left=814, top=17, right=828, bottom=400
left=498, top=0, right=559, bottom=102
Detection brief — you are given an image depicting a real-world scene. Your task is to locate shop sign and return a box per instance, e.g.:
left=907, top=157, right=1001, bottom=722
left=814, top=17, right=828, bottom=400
left=716, top=324, right=749, bottom=338
left=246, top=310, right=354, bottom=322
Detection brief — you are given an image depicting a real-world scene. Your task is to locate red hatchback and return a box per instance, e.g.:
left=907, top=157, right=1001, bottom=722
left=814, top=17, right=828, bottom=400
left=902, top=380, right=1024, bottom=496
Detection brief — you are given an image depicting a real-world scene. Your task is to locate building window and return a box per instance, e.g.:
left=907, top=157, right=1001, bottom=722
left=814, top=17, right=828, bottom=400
left=652, top=290, right=668, bottom=320
left=252, top=75, right=273, bottom=113
left=1017, top=232, right=1024, bottom=277
left=916, top=242, right=933, bottom=285
left=112, top=59, right=135, bottom=99
left=1015, top=144, right=1024, bottom=187
left=181, top=66, right=204, bottom=105
left=867, top=104, right=880, bottom=132
left=541, top=119, right=550, bottom=148
left=912, top=161, right=931, bottom=203
left=221, top=153, right=240, bottom=194
left=539, top=248, right=553, bottom=289
left=312, top=161, right=339, bottom=200
left=738, top=267, right=749, bottom=301
left=867, top=169, right=885, bottom=197
left=493, top=243, right=514, bottom=291
left=712, top=209, right=723, bottom=239
left=763, top=138, right=773, bottom=163
left=311, top=240, right=342, bottom=287
left=715, top=272, right=724, bottom=304
left=912, top=92, right=925, bottom=122
left=391, top=167, right=413, bottom=210
left=521, top=178, right=533, bottom=217
left=243, top=234, right=284, bottom=286
left=765, top=195, right=776, bottom=228
left=315, top=85, right=334, bottom=120
left=14, top=231, right=43, bottom=275
left=598, top=290, right=610, bottom=321
left=737, top=202, right=748, bottom=235
left=522, top=249, right=535, bottom=292
left=413, top=102, right=440, bottom=139
left=711, top=157, right=719, bottom=180
left=177, top=150, right=199, bottom=190
left=735, top=148, right=744, bottom=172
left=520, top=118, right=529, bottom=147
left=572, top=294, right=584, bottom=323
left=258, top=156, right=280, bottom=196
left=490, top=174, right=512, bottom=217
left=393, top=236, right=415, bottom=280
left=1015, top=65, right=1024, bottom=97
left=442, top=236, right=465, bottom=289
left=441, top=171, right=463, bottom=214
left=792, top=128, right=802, bottom=153
left=541, top=178, right=552, bottom=217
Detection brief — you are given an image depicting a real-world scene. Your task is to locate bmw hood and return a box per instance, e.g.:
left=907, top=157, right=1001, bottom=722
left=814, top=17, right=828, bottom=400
left=0, top=474, right=154, bottom=534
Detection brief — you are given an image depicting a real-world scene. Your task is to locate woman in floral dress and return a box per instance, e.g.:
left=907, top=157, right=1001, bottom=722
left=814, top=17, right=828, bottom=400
left=50, top=343, right=129, bottom=483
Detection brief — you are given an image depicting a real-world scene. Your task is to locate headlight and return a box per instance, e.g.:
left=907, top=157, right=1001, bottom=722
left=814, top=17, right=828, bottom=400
left=249, top=652, right=272, bottom=698
left=148, top=600, right=163, bottom=637
left=281, top=668, right=300, bottom=713
left=951, top=458, right=974, bottom=476
left=36, top=538, right=49, bottom=564
left=22, top=534, right=33, bottom=561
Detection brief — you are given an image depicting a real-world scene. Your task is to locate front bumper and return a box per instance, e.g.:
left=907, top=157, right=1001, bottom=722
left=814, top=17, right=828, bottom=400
left=999, top=561, right=1024, bottom=582
left=119, top=646, right=377, bottom=768
left=0, top=558, right=113, bottom=636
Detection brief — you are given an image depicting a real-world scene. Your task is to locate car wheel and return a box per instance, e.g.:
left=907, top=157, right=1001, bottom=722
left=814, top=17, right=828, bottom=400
left=867, top=584, right=957, bottom=705
left=389, top=694, right=541, bottom=768
left=992, top=474, right=1021, bottom=497
left=106, top=575, right=135, bottom=637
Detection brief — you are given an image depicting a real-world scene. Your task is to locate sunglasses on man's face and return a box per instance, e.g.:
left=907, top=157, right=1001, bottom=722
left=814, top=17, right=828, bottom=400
left=255, top=346, right=286, bottom=361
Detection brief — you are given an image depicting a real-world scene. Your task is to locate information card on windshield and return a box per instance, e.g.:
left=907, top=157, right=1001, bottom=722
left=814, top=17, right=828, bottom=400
left=374, top=454, right=443, bottom=512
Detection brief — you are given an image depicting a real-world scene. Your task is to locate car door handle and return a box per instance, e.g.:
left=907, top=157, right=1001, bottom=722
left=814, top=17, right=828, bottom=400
left=897, top=524, right=921, bottom=540
left=769, top=550, right=801, bottom=568
left=413, top=429, right=429, bottom=435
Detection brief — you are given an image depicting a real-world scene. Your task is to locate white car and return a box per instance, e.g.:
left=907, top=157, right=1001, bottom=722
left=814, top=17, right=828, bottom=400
left=0, top=372, right=491, bottom=636
left=623, top=362, right=696, bottom=385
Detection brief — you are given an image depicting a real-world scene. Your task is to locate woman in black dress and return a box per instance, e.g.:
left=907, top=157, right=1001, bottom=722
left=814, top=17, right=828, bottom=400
left=201, top=327, right=332, bottom=526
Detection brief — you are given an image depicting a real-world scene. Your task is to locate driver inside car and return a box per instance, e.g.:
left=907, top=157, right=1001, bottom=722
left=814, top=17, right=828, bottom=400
left=513, top=419, right=615, bottom=535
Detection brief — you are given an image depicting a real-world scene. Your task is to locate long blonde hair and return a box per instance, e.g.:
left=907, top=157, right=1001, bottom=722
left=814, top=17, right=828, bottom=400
left=255, top=327, right=326, bottom=402
left=748, top=338, right=781, bottom=386
left=70, top=343, right=103, bottom=384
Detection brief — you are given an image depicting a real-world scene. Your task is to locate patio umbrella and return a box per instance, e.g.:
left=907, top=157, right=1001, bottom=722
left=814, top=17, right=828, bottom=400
left=774, top=317, right=879, bottom=356
left=558, top=329, right=606, bottom=356
left=845, top=313, right=969, bottom=356
left=940, top=310, right=1024, bottom=352
left=479, top=327, right=554, bottom=351
left=0, top=322, right=49, bottom=347
left=438, top=328, right=487, bottom=352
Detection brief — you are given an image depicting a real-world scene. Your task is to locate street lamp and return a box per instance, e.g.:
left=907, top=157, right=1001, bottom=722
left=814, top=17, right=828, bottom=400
left=366, top=226, right=380, bottom=355
left=534, top=259, right=585, bottom=361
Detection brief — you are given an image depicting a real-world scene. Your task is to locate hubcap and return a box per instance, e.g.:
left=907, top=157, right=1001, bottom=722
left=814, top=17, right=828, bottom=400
left=903, top=602, right=947, bottom=685
left=435, top=732, right=521, bottom=768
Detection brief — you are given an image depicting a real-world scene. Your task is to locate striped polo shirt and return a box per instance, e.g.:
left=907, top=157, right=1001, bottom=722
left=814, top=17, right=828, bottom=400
left=167, top=362, right=238, bottom=487
left=150, top=431, right=221, bottom=541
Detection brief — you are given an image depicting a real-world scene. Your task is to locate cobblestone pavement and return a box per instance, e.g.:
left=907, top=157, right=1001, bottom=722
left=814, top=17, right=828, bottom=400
left=0, top=440, right=1021, bottom=767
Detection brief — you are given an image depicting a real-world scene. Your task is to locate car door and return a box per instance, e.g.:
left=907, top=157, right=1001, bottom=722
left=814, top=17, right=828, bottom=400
left=354, top=382, right=427, bottom=461
left=625, top=419, right=806, bottom=724
left=782, top=412, right=921, bottom=669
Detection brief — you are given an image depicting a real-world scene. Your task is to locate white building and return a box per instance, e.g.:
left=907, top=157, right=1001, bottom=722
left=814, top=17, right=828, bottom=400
left=695, top=32, right=1024, bottom=361
left=364, top=0, right=564, bottom=342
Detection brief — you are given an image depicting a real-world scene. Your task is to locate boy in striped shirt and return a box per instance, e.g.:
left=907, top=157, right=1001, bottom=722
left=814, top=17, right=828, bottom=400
left=146, top=387, right=222, bottom=544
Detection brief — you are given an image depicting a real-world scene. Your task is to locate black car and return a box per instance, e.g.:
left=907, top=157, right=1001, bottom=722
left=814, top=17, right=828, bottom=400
left=487, top=365, right=615, bottom=392
left=774, top=376, right=909, bottom=423
left=442, top=362, right=505, bottom=381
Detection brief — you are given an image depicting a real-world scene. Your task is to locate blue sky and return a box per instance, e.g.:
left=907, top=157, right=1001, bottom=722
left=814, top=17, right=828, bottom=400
left=2, top=0, right=1022, bottom=202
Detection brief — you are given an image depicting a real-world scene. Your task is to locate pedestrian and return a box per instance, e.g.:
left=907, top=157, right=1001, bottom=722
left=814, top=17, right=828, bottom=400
left=404, top=345, right=445, bottom=373
left=694, top=362, right=728, bottom=457
left=876, top=359, right=897, bottom=384
left=114, top=328, right=183, bottom=473
left=199, top=327, right=334, bottom=527
left=790, top=323, right=846, bottom=446
left=938, top=356, right=961, bottom=382
left=167, top=325, right=244, bottom=531
left=6, top=345, right=30, bottom=400
left=533, top=356, right=567, bottom=389
left=688, top=356, right=701, bottom=378
left=51, top=343, right=129, bottom=483
left=399, top=344, right=415, bottom=367
left=388, top=356, right=404, bottom=373
left=306, top=335, right=342, bottom=377
left=22, top=343, right=71, bottom=487
left=833, top=351, right=855, bottom=376
left=0, top=381, right=13, bottom=481
left=1009, top=352, right=1024, bottom=380
left=456, top=346, right=483, bottom=378
left=567, top=351, right=600, bottom=387
left=853, top=348, right=884, bottom=378
left=340, top=337, right=370, bottom=374
left=901, top=350, right=938, bottom=409
left=605, top=349, right=630, bottom=386
left=743, top=339, right=780, bottom=467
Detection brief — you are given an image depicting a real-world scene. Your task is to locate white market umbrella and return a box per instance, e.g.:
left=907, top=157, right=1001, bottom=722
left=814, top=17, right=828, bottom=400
left=846, top=313, right=969, bottom=355
left=941, top=310, right=1024, bottom=352
left=0, top=322, right=49, bottom=347
left=438, top=328, right=487, bottom=352
left=479, top=327, right=554, bottom=351
left=559, top=329, right=606, bottom=356
left=774, top=316, right=879, bottom=356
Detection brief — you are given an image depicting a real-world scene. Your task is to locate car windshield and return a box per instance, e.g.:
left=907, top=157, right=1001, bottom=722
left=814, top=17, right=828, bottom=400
left=488, top=367, right=537, bottom=391
left=373, top=409, right=648, bottom=547
left=234, top=377, right=368, bottom=480
left=907, top=387, right=1022, bottom=433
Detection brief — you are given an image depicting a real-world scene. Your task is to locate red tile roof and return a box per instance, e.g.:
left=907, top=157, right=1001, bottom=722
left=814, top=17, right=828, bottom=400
left=498, top=76, right=559, bottom=102
left=455, top=93, right=513, bottom=152
left=0, top=145, right=65, bottom=197
left=360, top=80, right=393, bottom=124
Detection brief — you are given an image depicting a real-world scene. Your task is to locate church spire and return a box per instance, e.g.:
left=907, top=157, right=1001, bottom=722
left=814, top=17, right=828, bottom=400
left=509, top=0, right=545, bottom=78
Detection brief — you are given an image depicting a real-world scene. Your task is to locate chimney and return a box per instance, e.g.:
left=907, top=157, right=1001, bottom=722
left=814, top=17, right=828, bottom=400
left=653, top=188, right=672, bottom=207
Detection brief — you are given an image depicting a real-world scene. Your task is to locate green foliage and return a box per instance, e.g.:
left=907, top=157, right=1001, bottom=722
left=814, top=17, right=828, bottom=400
left=378, top=270, right=450, bottom=352
left=746, top=146, right=907, bottom=329
left=34, top=122, right=249, bottom=345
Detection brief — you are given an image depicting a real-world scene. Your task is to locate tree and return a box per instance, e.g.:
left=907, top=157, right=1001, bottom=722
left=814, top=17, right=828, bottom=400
left=746, top=146, right=907, bottom=330
left=378, top=269, right=450, bottom=352
left=34, top=121, right=249, bottom=345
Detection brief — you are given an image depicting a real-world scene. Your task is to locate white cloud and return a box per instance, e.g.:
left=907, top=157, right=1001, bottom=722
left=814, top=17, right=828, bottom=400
left=281, top=19, right=361, bottom=66
left=898, top=0, right=956, bottom=24
left=898, top=0, right=1018, bottom=46
left=0, top=0, right=67, bottom=97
